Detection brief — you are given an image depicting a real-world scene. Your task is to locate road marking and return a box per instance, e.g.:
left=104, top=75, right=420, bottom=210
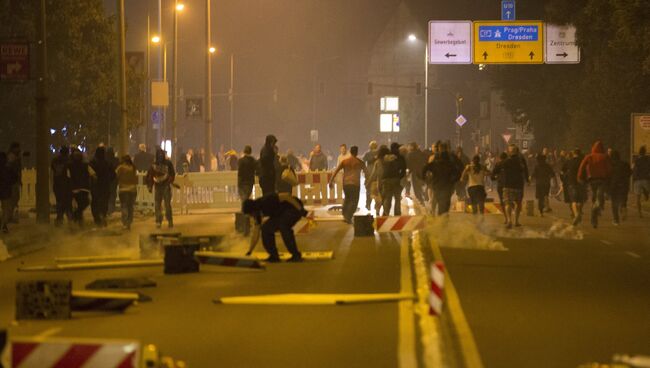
left=412, top=231, right=443, bottom=368
left=428, top=235, right=485, bottom=368
left=213, top=293, right=413, bottom=305
left=625, top=251, right=641, bottom=259
left=601, top=240, right=614, bottom=245
left=34, top=327, right=62, bottom=340
left=397, top=233, right=417, bottom=368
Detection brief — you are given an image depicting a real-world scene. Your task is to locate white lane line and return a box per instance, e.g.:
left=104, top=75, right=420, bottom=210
left=625, top=251, right=641, bottom=259
left=601, top=240, right=614, bottom=245
left=397, top=233, right=417, bottom=368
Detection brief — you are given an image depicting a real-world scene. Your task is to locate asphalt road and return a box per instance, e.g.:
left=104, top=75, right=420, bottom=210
left=0, top=212, right=406, bottom=367
left=440, top=199, right=650, bottom=368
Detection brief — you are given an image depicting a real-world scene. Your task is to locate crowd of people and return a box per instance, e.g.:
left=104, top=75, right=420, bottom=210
left=1, top=135, right=648, bottom=235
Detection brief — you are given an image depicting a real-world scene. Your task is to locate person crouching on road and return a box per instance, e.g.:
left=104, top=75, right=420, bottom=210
left=146, top=148, right=176, bottom=229
left=116, top=155, right=138, bottom=230
left=242, top=193, right=308, bottom=263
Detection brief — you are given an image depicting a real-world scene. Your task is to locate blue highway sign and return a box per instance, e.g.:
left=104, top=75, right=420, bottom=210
left=478, top=25, right=539, bottom=42
left=501, top=0, right=516, bottom=21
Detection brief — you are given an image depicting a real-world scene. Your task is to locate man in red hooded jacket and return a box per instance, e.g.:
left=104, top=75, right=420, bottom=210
left=577, top=140, right=612, bottom=228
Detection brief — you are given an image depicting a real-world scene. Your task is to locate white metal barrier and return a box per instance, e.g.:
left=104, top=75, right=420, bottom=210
left=19, top=169, right=344, bottom=214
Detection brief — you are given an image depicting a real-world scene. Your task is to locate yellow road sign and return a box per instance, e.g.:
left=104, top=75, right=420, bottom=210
left=473, top=21, right=544, bottom=64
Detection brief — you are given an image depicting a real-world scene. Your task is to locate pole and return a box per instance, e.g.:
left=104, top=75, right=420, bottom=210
left=229, top=53, right=234, bottom=149
left=35, top=0, right=49, bottom=224
left=117, top=0, right=128, bottom=156
left=204, top=0, right=213, bottom=165
left=145, top=14, right=151, bottom=150
left=455, top=93, right=462, bottom=148
left=162, top=43, right=167, bottom=144
left=157, top=0, right=162, bottom=146
left=172, top=0, right=179, bottom=163
left=424, top=42, right=429, bottom=149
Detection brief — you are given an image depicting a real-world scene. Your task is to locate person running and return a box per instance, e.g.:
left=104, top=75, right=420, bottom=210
left=258, top=135, right=278, bottom=196
left=454, top=147, right=470, bottom=202
left=67, top=149, right=93, bottom=227
left=577, top=140, right=612, bottom=228
left=531, top=154, right=555, bottom=217
left=330, top=146, right=367, bottom=224
left=237, top=145, right=257, bottom=203
left=362, top=141, right=378, bottom=210
left=116, top=155, right=138, bottom=230
left=146, top=148, right=176, bottom=229
left=89, top=146, right=115, bottom=227
left=381, top=143, right=407, bottom=216
left=561, top=149, right=587, bottom=226
left=491, top=152, right=509, bottom=224
left=462, top=155, right=490, bottom=216
left=51, top=146, right=72, bottom=226
left=243, top=193, right=308, bottom=262
left=308, top=144, right=328, bottom=171
left=632, top=145, right=650, bottom=218
left=502, top=144, right=529, bottom=229
left=609, top=150, right=632, bottom=225
left=422, top=150, right=458, bottom=216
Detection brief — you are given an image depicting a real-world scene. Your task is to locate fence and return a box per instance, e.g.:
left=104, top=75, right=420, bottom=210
left=19, top=169, right=344, bottom=214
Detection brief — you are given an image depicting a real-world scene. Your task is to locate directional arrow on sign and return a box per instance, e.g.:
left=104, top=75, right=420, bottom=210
left=529, top=51, right=535, bottom=60
left=506, top=11, right=511, bottom=18
left=482, top=51, right=488, bottom=60
left=556, top=52, right=568, bottom=58
left=7, top=62, right=22, bottom=75
left=445, top=53, right=457, bottom=58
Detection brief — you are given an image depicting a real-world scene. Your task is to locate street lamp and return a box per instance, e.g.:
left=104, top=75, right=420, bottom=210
left=175, top=3, right=184, bottom=11
left=209, top=46, right=216, bottom=54
left=171, top=0, right=184, bottom=163
left=151, top=35, right=161, bottom=44
left=150, top=36, right=168, bottom=145
left=408, top=34, right=417, bottom=42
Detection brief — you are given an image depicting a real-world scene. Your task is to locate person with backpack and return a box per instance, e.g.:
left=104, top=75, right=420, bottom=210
left=632, top=145, right=650, bottom=218
left=422, top=150, right=459, bottom=216
left=330, top=146, right=367, bottom=224
left=51, top=146, right=72, bottom=226
left=609, top=150, right=632, bottom=225
left=462, top=155, right=490, bottom=216
left=531, top=154, right=556, bottom=217
left=116, top=155, right=138, bottom=230
left=381, top=143, right=407, bottom=216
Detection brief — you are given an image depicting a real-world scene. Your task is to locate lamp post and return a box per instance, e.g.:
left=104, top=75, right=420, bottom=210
left=407, top=33, right=429, bottom=148
left=172, top=1, right=184, bottom=163
left=151, top=36, right=168, bottom=146
left=205, top=0, right=213, bottom=167
left=117, top=0, right=128, bottom=156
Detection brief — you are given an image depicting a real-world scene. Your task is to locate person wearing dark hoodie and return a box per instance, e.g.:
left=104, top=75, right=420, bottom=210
left=491, top=152, right=509, bottom=224
left=531, top=154, right=556, bottom=217
left=381, top=142, right=407, bottom=216
left=51, top=146, right=72, bottom=226
left=609, top=150, right=632, bottom=225
left=422, top=150, right=458, bottom=216
left=146, top=148, right=176, bottom=228
left=259, top=134, right=278, bottom=196
left=632, top=145, right=650, bottom=218
left=578, top=140, right=612, bottom=228
left=67, top=149, right=93, bottom=227
left=89, top=146, right=115, bottom=227
left=561, top=149, right=587, bottom=225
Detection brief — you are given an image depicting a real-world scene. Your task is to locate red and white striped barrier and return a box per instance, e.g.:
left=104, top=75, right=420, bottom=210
left=375, top=216, right=425, bottom=232
left=297, top=172, right=343, bottom=205
left=429, top=261, right=445, bottom=316
left=10, top=337, right=139, bottom=368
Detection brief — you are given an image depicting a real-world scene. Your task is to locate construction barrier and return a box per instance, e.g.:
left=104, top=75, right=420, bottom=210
left=429, top=261, right=445, bottom=316
left=10, top=336, right=140, bottom=368
left=375, top=216, right=426, bottom=232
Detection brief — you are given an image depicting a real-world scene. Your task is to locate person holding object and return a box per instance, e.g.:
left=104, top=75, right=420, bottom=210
left=146, top=148, right=176, bottom=229
left=242, top=193, right=308, bottom=263
left=116, top=155, right=138, bottom=230
left=329, top=146, right=367, bottom=224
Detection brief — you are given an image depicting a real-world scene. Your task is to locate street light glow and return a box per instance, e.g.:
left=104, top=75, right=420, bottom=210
left=209, top=46, right=216, bottom=54
left=151, top=35, right=161, bottom=44
left=176, top=3, right=185, bottom=11
left=408, top=34, right=417, bottom=42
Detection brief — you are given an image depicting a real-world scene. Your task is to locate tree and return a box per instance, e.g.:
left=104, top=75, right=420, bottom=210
left=0, top=0, right=143, bottom=156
